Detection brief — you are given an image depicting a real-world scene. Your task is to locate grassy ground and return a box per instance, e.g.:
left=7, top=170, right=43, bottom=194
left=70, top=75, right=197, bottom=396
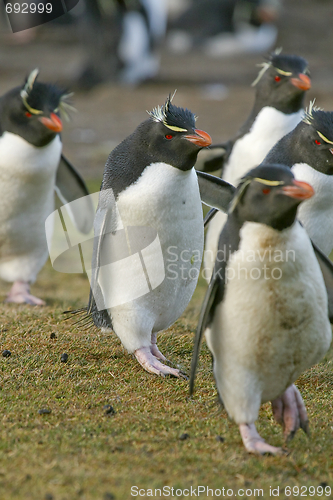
left=0, top=186, right=332, bottom=500
left=0, top=264, right=332, bottom=500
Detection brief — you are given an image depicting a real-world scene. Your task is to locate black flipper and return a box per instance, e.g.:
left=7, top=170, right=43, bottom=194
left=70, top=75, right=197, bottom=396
left=204, top=207, right=218, bottom=227
left=55, top=154, right=95, bottom=234
left=190, top=213, right=241, bottom=396
left=196, top=170, right=235, bottom=213
left=189, top=273, right=221, bottom=396
left=312, top=241, right=333, bottom=323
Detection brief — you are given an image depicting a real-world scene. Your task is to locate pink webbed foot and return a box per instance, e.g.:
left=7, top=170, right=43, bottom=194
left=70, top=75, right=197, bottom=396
left=271, top=384, right=309, bottom=442
left=150, top=332, right=168, bottom=361
left=239, top=423, right=285, bottom=456
left=5, top=281, right=45, bottom=306
left=134, top=346, right=186, bottom=378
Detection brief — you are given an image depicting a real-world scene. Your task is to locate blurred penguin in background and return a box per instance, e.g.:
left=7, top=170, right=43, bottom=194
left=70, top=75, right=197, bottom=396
left=0, top=70, right=94, bottom=304
left=167, top=0, right=281, bottom=56
left=75, top=0, right=167, bottom=89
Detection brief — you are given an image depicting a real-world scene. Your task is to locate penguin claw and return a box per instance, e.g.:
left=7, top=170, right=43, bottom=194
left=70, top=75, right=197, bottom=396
left=271, top=384, right=309, bottom=442
left=134, top=346, right=183, bottom=378
left=239, top=423, right=285, bottom=456
left=5, top=281, right=45, bottom=306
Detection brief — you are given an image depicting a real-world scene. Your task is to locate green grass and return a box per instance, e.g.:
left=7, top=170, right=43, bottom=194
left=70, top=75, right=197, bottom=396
left=0, top=240, right=332, bottom=499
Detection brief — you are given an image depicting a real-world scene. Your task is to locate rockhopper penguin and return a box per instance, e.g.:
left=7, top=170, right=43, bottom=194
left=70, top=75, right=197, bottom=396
left=190, top=164, right=332, bottom=454
left=264, top=102, right=333, bottom=255
left=80, top=94, right=215, bottom=377
left=0, top=69, right=94, bottom=305
left=202, top=51, right=311, bottom=280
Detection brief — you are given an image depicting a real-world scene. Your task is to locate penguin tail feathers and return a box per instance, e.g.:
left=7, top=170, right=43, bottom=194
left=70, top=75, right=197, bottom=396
left=63, top=307, right=96, bottom=331
left=63, top=290, right=113, bottom=332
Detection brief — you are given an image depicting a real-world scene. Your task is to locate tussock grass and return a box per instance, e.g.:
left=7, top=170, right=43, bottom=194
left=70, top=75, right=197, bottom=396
left=0, top=260, right=332, bottom=500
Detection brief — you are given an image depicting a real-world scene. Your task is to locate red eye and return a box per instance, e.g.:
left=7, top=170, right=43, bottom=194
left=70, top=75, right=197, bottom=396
left=274, top=76, right=281, bottom=82
left=25, top=112, right=32, bottom=118
left=315, top=139, right=321, bottom=145
left=165, top=134, right=173, bottom=140
left=262, top=188, right=271, bottom=195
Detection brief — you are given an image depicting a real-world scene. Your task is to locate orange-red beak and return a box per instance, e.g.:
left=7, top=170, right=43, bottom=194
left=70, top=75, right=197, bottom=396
left=290, top=73, right=311, bottom=91
left=38, top=112, right=63, bottom=132
left=282, top=179, right=314, bottom=200
left=184, top=129, right=212, bottom=148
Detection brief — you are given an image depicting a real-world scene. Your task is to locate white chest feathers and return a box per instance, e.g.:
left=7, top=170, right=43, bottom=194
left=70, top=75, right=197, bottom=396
left=223, top=107, right=304, bottom=185
left=292, top=162, right=333, bottom=255
left=115, top=162, right=204, bottom=247
left=97, top=163, right=204, bottom=352
left=0, top=131, right=62, bottom=180
left=0, top=133, right=62, bottom=283
left=0, top=131, right=61, bottom=233
left=206, top=222, right=331, bottom=423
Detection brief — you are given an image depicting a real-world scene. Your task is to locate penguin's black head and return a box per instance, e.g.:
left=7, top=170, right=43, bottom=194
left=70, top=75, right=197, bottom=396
left=292, top=104, right=333, bottom=175
left=140, top=92, right=211, bottom=171
left=231, top=164, right=314, bottom=231
left=253, top=51, right=311, bottom=113
left=0, top=69, right=72, bottom=147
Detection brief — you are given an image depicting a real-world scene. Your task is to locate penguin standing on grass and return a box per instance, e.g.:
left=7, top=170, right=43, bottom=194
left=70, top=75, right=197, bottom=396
left=190, top=164, right=332, bottom=454
left=73, top=94, right=229, bottom=377
left=202, top=51, right=311, bottom=279
left=263, top=102, right=333, bottom=255
left=0, top=69, right=94, bottom=305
